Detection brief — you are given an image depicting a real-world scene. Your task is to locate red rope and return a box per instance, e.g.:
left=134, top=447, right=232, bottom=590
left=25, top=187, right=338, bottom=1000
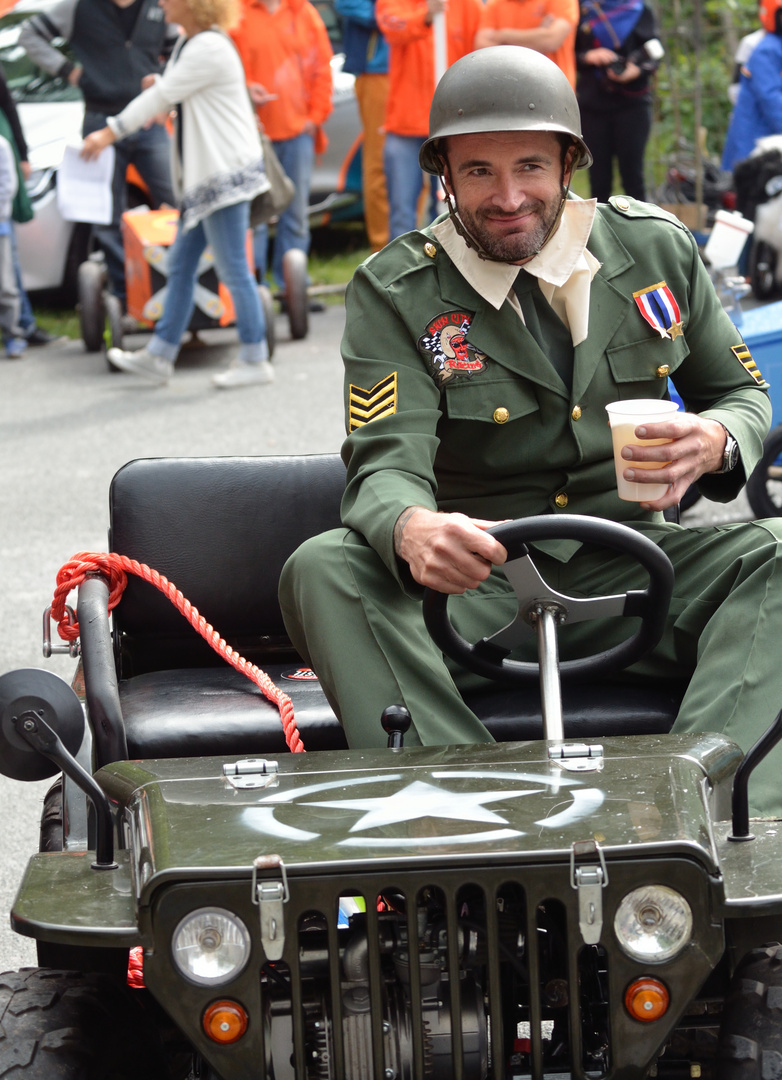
left=51, top=552, right=305, bottom=753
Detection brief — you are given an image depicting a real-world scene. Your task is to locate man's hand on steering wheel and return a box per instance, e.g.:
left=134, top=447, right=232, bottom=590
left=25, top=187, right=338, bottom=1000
left=621, top=412, right=727, bottom=512
left=394, top=507, right=508, bottom=593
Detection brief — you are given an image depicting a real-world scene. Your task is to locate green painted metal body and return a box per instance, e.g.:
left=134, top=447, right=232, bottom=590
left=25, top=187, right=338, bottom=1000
left=12, top=732, right=782, bottom=941
left=11, top=732, right=782, bottom=1080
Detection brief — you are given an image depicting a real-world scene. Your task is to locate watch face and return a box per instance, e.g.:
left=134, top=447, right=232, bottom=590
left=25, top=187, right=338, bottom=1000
left=725, top=437, right=739, bottom=471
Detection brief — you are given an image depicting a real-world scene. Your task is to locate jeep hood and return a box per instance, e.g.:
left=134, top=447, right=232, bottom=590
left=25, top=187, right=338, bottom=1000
left=96, top=734, right=740, bottom=905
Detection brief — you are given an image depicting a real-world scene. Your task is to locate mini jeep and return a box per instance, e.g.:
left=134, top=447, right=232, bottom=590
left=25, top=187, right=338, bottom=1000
left=2, top=452, right=782, bottom=1080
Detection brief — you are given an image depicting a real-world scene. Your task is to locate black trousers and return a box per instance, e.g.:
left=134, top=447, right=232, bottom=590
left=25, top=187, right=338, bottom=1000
left=580, top=98, right=652, bottom=204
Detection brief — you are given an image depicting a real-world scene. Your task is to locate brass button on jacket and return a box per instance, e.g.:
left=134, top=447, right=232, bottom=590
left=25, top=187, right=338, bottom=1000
left=571, top=405, right=582, bottom=421
left=493, top=407, right=510, bottom=424
left=554, top=492, right=568, bottom=508
left=656, top=364, right=670, bottom=378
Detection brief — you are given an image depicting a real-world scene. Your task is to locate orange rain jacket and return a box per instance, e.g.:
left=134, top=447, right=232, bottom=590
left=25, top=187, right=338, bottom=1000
left=477, top=0, right=579, bottom=88
left=376, top=0, right=482, bottom=138
left=230, top=0, right=334, bottom=149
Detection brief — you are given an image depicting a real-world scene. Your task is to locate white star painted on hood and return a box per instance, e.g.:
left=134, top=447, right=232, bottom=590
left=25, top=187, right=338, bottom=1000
left=307, top=779, right=544, bottom=832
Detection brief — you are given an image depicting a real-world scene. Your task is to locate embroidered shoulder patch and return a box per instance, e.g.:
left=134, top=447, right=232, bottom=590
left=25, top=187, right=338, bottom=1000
left=348, top=372, right=398, bottom=432
left=418, top=310, right=487, bottom=387
left=731, top=342, right=765, bottom=385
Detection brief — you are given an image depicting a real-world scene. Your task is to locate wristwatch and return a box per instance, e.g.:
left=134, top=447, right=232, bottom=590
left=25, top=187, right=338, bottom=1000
left=719, top=426, right=740, bottom=473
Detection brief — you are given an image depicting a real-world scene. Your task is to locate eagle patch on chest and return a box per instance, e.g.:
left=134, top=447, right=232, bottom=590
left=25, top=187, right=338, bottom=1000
left=418, top=310, right=488, bottom=387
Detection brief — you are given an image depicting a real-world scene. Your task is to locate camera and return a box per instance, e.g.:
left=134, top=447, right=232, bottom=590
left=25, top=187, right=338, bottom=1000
left=608, top=58, right=627, bottom=75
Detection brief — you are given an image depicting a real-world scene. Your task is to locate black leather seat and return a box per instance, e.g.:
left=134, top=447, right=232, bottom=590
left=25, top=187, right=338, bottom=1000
left=76, top=454, right=684, bottom=767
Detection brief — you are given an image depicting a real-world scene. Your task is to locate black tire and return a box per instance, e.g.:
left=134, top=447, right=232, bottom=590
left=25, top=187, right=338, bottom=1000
left=747, top=426, right=782, bottom=519
left=282, top=248, right=309, bottom=340
left=61, top=224, right=93, bottom=308
left=102, top=292, right=124, bottom=372
left=749, top=240, right=778, bottom=301
left=717, top=942, right=782, bottom=1080
left=0, top=968, right=168, bottom=1079
left=77, top=261, right=106, bottom=353
left=258, top=283, right=276, bottom=359
left=39, top=778, right=63, bottom=853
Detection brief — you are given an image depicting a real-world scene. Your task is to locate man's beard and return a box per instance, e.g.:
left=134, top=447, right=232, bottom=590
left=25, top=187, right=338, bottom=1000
left=456, top=194, right=563, bottom=263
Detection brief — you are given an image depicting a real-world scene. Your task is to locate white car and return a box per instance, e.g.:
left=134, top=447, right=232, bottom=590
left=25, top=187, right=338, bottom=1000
left=0, top=0, right=361, bottom=301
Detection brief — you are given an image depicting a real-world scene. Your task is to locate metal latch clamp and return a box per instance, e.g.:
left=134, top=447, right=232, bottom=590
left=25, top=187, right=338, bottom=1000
left=570, top=839, right=608, bottom=945
left=252, top=854, right=289, bottom=960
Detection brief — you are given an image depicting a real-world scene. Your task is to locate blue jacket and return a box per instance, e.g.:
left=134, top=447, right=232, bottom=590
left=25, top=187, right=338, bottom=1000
left=334, top=0, right=389, bottom=75
left=723, top=31, right=782, bottom=171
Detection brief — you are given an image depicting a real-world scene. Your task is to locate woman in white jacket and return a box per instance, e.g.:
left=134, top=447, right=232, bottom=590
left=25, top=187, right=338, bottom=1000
left=82, top=0, right=272, bottom=388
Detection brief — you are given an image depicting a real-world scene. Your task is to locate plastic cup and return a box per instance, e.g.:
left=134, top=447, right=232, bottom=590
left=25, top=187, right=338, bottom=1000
left=605, top=399, right=680, bottom=502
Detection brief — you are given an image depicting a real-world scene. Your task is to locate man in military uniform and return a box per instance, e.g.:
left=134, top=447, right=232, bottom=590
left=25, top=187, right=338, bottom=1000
left=280, top=46, right=782, bottom=816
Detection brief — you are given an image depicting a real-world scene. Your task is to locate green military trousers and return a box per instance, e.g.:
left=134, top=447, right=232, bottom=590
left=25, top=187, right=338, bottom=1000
left=279, top=517, right=782, bottom=817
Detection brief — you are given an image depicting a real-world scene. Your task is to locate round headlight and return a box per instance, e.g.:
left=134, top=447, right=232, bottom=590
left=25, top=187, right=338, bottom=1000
left=614, top=886, right=693, bottom=962
left=172, top=908, right=251, bottom=986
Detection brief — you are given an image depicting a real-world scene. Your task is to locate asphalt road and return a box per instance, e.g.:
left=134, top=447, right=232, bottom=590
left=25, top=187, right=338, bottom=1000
left=0, top=300, right=756, bottom=973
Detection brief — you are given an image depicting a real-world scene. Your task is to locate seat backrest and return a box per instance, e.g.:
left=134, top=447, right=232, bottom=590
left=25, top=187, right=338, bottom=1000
left=109, top=454, right=345, bottom=676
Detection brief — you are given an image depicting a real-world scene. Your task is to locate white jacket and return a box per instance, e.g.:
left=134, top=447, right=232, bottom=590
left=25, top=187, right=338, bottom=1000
left=0, top=134, right=18, bottom=225
left=108, top=28, right=270, bottom=230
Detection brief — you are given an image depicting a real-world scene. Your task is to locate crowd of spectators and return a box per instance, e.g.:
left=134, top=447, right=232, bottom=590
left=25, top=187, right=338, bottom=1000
left=3, top=0, right=782, bottom=373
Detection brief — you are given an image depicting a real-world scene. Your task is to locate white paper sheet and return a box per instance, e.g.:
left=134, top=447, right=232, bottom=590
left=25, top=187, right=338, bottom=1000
left=56, top=143, right=115, bottom=224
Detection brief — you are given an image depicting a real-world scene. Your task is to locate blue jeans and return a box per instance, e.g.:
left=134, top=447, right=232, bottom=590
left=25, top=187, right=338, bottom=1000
left=83, top=111, right=175, bottom=304
left=2, top=224, right=31, bottom=343
left=254, top=131, right=314, bottom=290
left=384, top=132, right=440, bottom=240
left=148, top=199, right=267, bottom=365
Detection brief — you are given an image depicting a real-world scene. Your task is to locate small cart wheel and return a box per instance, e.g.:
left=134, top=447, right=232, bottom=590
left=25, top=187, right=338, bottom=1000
left=0, top=968, right=169, bottom=1079
left=747, top=425, right=782, bottom=518
left=258, top=283, right=276, bottom=359
left=103, top=292, right=124, bottom=372
left=77, top=260, right=107, bottom=352
left=282, top=248, right=309, bottom=340
left=717, top=942, right=782, bottom=1080
left=749, top=240, right=778, bottom=301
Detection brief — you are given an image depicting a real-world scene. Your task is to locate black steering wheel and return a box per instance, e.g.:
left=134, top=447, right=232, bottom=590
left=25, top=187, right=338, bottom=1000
left=422, top=514, right=674, bottom=684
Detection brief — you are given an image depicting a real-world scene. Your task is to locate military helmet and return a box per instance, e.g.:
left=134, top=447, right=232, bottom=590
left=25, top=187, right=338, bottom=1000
left=419, top=46, right=593, bottom=175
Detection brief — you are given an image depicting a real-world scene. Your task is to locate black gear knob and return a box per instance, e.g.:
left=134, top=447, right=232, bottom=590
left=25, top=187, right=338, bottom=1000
left=380, top=704, right=412, bottom=749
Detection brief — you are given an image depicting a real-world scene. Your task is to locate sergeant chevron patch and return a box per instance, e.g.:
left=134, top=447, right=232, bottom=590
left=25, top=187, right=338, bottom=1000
left=349, top=372, right=398, bottom=432
left=731, top=343, right=765, bottom=385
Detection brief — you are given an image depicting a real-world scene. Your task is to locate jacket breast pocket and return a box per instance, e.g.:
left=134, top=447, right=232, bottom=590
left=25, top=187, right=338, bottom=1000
left=606, top=335, right=690, bottom=395
left=443, top=374, right=541, bottom=424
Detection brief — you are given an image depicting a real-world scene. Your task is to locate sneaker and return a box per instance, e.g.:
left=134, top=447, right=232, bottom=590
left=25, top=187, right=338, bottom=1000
left=6, top=337, right=27, bottom=359
left=212, top=359, right=274, bottom=389
left=24, top=327, right=59, bottom=346
left=120, top=314, right=143, bottom=334
left=107, top=347, right=174, bottom=385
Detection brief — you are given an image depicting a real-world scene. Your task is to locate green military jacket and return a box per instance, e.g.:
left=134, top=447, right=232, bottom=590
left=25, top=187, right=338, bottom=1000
left=340, top=199, right=771, bottom=579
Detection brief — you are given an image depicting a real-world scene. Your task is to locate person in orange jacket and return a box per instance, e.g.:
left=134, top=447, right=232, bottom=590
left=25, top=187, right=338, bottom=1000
left=474, top=0, right=579, bottom=89
left=377, top=0, right=481, bottom=239
left=231, top=0, right=333, bottom=290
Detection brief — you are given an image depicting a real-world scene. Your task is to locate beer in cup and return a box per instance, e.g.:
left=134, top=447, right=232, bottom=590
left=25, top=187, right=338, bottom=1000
left=605, top=398, right=680, bottom=502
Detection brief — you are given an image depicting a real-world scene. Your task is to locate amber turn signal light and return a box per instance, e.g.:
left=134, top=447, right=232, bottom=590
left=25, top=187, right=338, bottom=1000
left=203, top=1000, right=249, bottom=1043
left=625, top=978, right=670, bottom=1022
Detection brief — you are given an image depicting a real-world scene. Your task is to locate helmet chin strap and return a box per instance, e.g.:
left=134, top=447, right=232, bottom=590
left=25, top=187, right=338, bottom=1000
left=438, top=161, right=575, bottom=265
